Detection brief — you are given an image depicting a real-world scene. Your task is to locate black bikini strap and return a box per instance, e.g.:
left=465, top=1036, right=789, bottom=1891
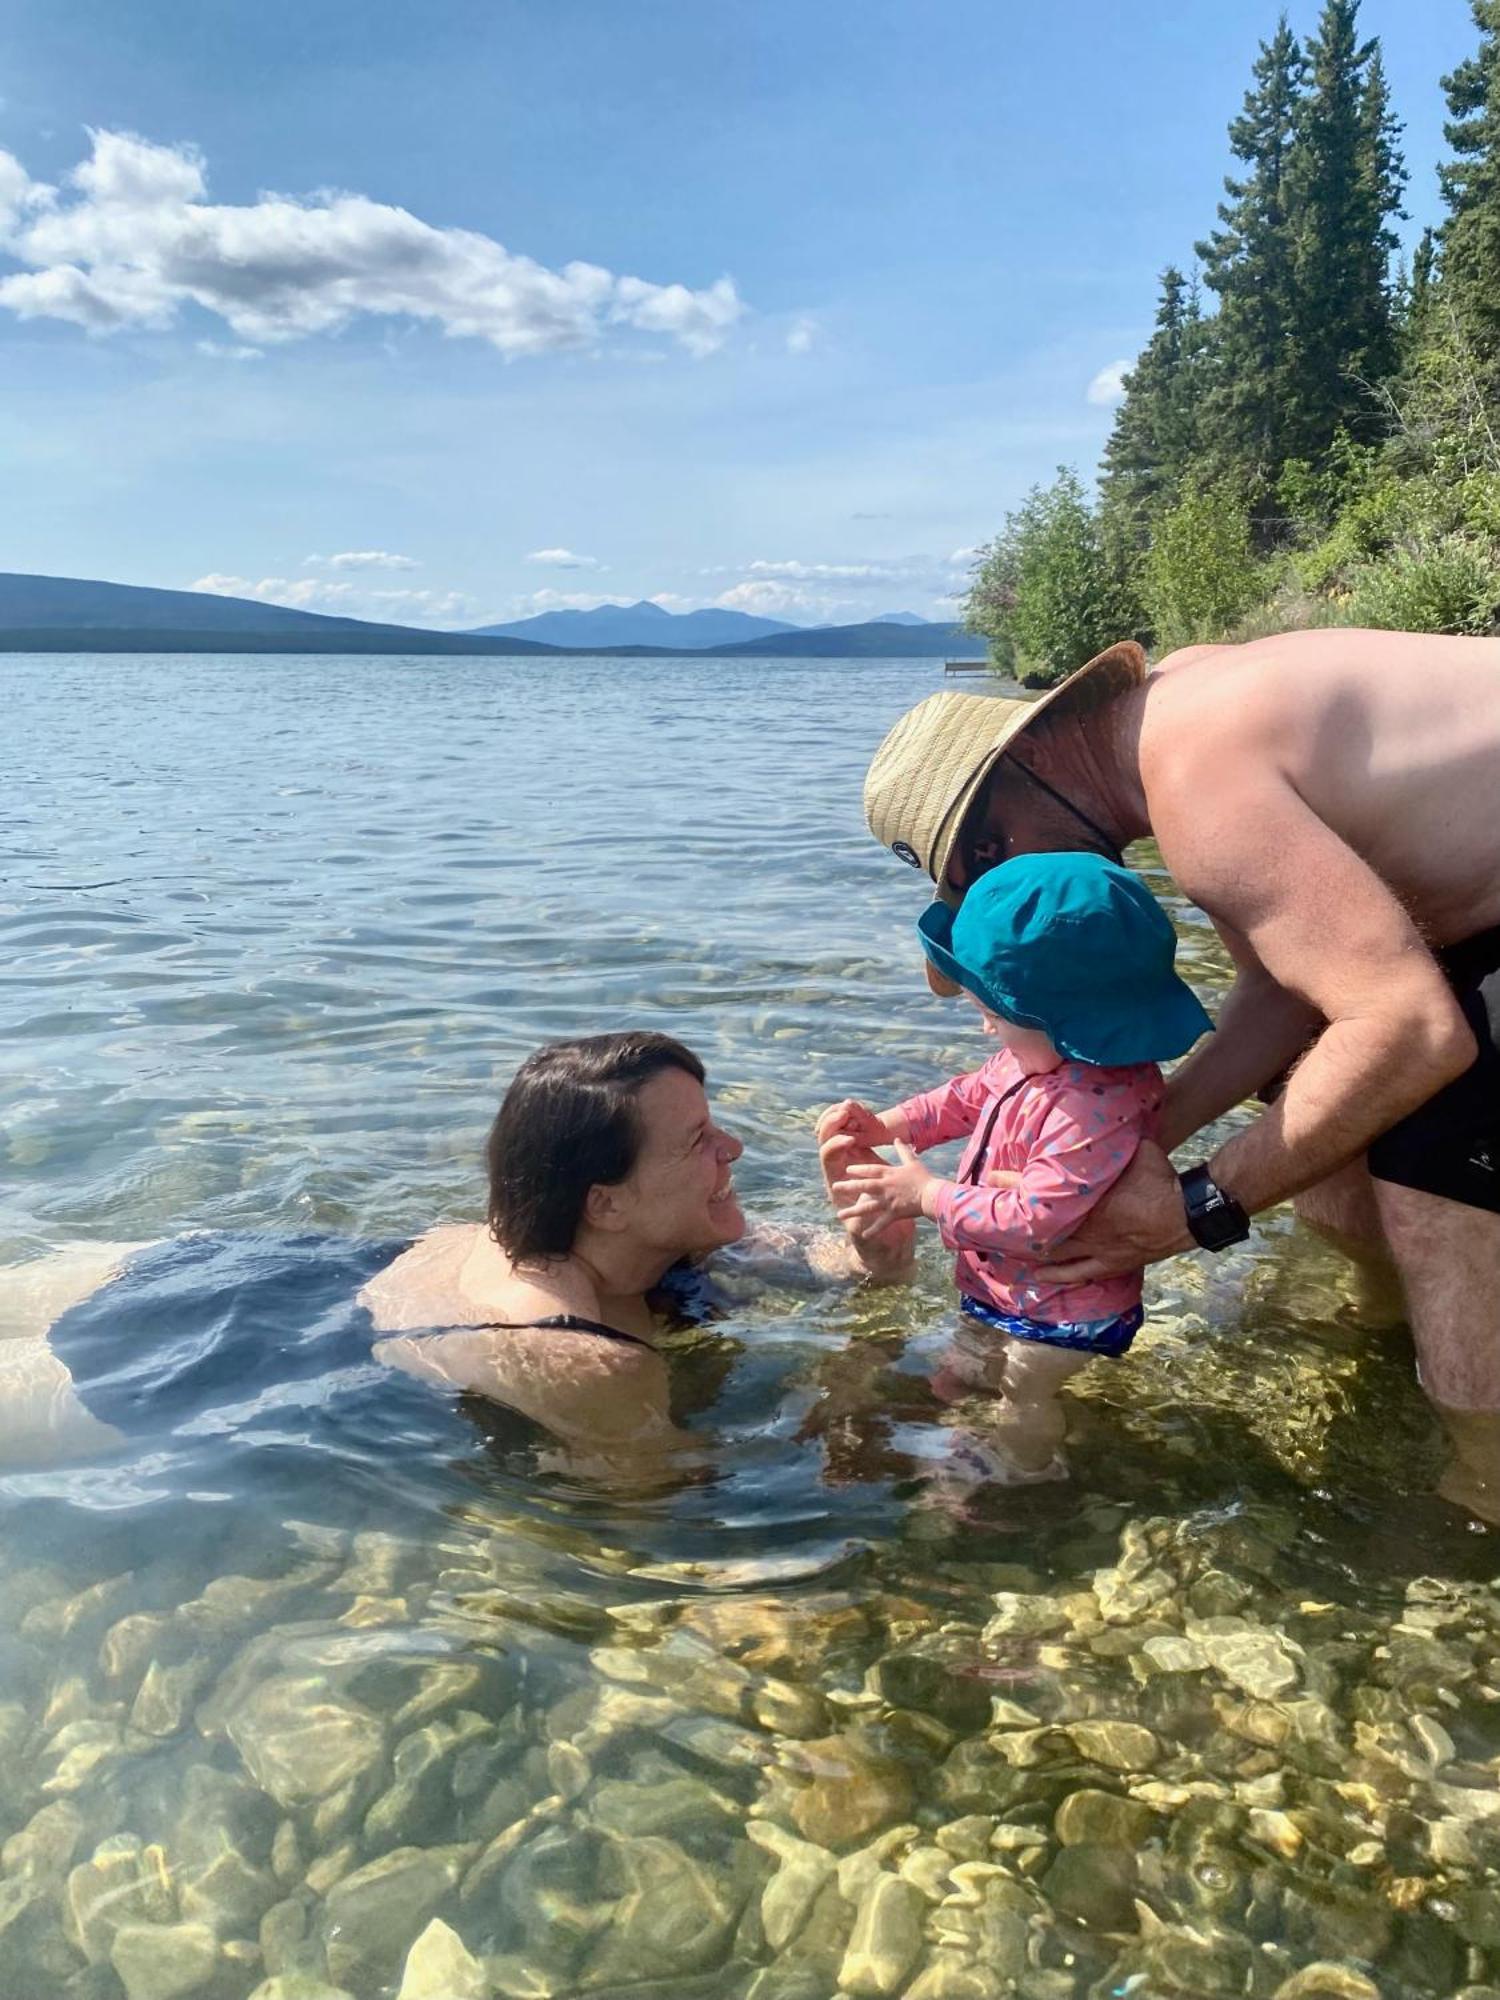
left=472, top=1313, right=655, bottom=1350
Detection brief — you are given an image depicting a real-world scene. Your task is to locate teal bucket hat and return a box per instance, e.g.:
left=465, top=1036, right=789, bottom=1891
left=917, top=851, right=1213, bottom=1066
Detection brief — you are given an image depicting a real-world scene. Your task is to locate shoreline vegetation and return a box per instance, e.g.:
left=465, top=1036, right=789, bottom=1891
left=964, top=0, right=1500, bottom=687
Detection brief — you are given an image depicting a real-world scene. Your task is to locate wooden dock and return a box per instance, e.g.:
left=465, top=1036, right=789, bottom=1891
left=943, top=659, right=991, bottom=675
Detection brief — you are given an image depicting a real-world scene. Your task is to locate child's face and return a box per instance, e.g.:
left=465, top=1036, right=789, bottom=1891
left=966, top=993, right=1060, bottom=1071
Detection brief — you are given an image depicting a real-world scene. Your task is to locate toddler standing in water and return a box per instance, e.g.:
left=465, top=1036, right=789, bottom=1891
left=822, top=851, right=1212, bottom=1484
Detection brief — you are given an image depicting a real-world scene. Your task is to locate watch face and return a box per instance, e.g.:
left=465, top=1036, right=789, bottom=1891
left=1182, top=1168, right=1249, bottom=1251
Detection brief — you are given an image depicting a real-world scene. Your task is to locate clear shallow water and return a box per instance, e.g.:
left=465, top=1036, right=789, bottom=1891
left=0, top=652, right=1495, bottom=2000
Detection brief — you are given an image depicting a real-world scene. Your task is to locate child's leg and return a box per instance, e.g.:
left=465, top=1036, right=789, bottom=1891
left=932, top=1313, right=1011, bottom=1400
left=986, top=1340, right=1090, bottom=1472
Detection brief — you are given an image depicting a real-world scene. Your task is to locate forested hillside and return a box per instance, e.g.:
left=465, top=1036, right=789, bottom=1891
left=965, top=0, right=1500, bottom=682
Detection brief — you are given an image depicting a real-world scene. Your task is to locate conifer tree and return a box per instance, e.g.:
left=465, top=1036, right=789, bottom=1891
left=1286, top=1, right=1405, bottom=458
left=1439, top=0, right=1500, bottom=372
left=1100, top=267, right=1206, bottom=541
left=1195, top=17, right=1306, bottom=513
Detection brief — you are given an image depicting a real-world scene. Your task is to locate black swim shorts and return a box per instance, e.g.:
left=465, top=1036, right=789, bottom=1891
left=1367, top=925, right=1500, bottom=1214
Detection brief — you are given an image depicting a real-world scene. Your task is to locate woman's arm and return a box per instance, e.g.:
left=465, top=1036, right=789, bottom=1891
left=374, top=1328, right=697, bottom=1486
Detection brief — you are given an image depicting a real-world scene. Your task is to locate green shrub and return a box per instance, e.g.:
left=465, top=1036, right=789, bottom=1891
left=1293, top=473, right=1426, bottom=593
left=1346, top=530, right=1500, bottom=634
left=963, top=468, right=1138, bottom=687
left=1140, top=481, right=1268, bottom=650
left=1225, top=564, right=1355, bottom=641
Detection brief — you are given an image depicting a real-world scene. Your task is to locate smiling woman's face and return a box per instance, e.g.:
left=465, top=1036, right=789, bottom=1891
left=612, top=1065, right=746, bottom=1259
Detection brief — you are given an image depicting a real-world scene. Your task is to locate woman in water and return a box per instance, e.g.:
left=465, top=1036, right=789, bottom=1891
left=0, top=1032, right=913, bottom=1483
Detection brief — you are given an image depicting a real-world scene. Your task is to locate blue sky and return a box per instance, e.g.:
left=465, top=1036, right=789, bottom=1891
left=0, top=0, right=1480, bottom=628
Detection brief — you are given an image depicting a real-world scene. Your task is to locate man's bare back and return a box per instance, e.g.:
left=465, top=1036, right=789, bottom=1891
left=1141, top=630, right=1500, bottom=946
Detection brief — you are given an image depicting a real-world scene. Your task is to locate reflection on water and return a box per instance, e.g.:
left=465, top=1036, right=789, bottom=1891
left=0, top=652, right=1492, bottom=1999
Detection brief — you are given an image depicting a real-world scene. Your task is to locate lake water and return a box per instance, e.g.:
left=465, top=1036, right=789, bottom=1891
left=1, top=651, right=1494, bottom=2000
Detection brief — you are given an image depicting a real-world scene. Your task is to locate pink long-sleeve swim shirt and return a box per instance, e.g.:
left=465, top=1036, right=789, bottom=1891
left=894, top=1048, right=1164, bottom=1325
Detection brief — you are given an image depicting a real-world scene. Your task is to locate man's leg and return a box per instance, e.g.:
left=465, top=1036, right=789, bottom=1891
left=1293, top=1159, right=1406, bottom=1326
left=1372, top=1179, right=1500, bottom=1518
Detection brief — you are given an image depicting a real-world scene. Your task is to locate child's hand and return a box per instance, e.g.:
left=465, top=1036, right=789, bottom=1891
left=818, top=1131, right=916, bottom=1279
left=832, top=1142, right=939, bottom=1239
left=815, top=1099, right=892, bottom=1148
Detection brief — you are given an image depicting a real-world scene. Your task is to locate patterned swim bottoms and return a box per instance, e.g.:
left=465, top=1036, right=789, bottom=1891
left=959, top=1294, right=1144, bottom=1358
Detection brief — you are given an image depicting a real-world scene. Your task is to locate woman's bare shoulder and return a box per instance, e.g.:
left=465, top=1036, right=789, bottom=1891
left=358, top=1223, right=483, bottom=1332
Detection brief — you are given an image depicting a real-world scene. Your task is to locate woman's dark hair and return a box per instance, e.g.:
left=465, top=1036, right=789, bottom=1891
left=486, top=1032, right=706, bottom=1263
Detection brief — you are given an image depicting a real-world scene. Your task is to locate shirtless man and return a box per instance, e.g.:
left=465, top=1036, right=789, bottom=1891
left=862, top=629, right=1500, bottom=1513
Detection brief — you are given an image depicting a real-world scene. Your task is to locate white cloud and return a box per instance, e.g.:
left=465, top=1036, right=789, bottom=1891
left=511, top=588, right=628, bottom=615
left=523, top=548, right=603, bottom=570
left=0, top=129, right=747, bottom=357
left=196, top=338, right=262, bottom=360
left=715, top=579, right=853, bottom=620
left=189, top=572, right=474, bottom=626
left=786, top=316, right=818, bottom=355
left=709, top=545, right=986, bottom=623
left=648, top=592, right=694, bottom=612
left=305, top=550, right=419, bottom=571
left=745, top=558, right=896, bottom=583
left=1086, top=359, right=1131, bottom=407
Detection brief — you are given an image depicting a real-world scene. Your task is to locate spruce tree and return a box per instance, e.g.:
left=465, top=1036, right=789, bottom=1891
left=1286, top=1, right=1405, bottom=458
left=1195, top=17, right=1306, bottom=516
left=1100, top=267, right=1206, bottom=541
left=1439, top=0, right=1500, bottom=371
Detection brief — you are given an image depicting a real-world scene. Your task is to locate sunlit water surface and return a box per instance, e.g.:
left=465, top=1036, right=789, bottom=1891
left=1, top=652, right=1493, bottom=2000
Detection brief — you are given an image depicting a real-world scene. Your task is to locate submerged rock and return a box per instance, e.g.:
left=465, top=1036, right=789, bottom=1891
left=905, top=1956, right=1006, bottom=2000
left=1054, top=1788, right=1156, bottom=1848
left=1040, top=1841, right=1137, bottom=1930
left=748, top=1821, right=837, bottom=1952
left=1272, top=1966, right=1381, bottom=2000
left=109, top=1920, right=220, bottom=2000
left=783, top=1735, right=915, bottom=1849
left=837, top=1872, right=926, bottom=1997
left=3, top=1797, right=86, bottom=1883
left=226, top=1673, right=384, bottom=1808
left=983, top=1593, right=1069, bottom=1640
left=65, top=1836, right=176, bottom=1964
left=1066, top=1719, right=1160, bottom=1771
left=130, top=1657, right=212, bottom=1739
left=395, top=1917, right=487, bottom=1999
left=579, top=1833, right=742, bottom=1986
left=1192, top=1623, right=1302, bottom=1699
left=319, top=1842, right=475, bottom=1988
left=248, top=1979, right=357, bottom=2000
left=589, top=1774, right=737, bottom=1840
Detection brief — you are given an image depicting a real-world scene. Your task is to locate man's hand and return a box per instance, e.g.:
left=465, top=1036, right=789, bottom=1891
left=818, top=1132, right=916, bottom=1279
left=832, top=1141, right=940, bottom=1241
left=1031, top=1141, right=1194, bottom=1282
left=816, top=1099, right=894, bottom=1148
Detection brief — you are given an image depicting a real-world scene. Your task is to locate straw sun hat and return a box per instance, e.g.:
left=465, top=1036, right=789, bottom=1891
left=863, top=640, right=1147, bottom=901
left=863, top=640, right=1147, bottom=996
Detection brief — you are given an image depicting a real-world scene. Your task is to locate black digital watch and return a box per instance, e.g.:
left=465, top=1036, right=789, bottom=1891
left=1179, top=1165, right=1251, bottom=1252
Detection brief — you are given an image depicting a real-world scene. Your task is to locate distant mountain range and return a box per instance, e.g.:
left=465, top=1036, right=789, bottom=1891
left=0, top=571, right=985, bottom=659
left=0, top=571, right=550, bottom=655
left=473, top=600, right=797, bottom=649
left=472, top=600, right=943, bottom=648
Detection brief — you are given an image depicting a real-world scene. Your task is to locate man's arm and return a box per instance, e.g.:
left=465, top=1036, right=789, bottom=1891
left=1159, top=926, right=1321, bottom=1150
left=1159, top=772, right=1475, bottom=1211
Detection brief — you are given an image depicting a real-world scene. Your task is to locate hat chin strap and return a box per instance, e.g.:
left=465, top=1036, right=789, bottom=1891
left=1007, top=757, right=1125, bottom=867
